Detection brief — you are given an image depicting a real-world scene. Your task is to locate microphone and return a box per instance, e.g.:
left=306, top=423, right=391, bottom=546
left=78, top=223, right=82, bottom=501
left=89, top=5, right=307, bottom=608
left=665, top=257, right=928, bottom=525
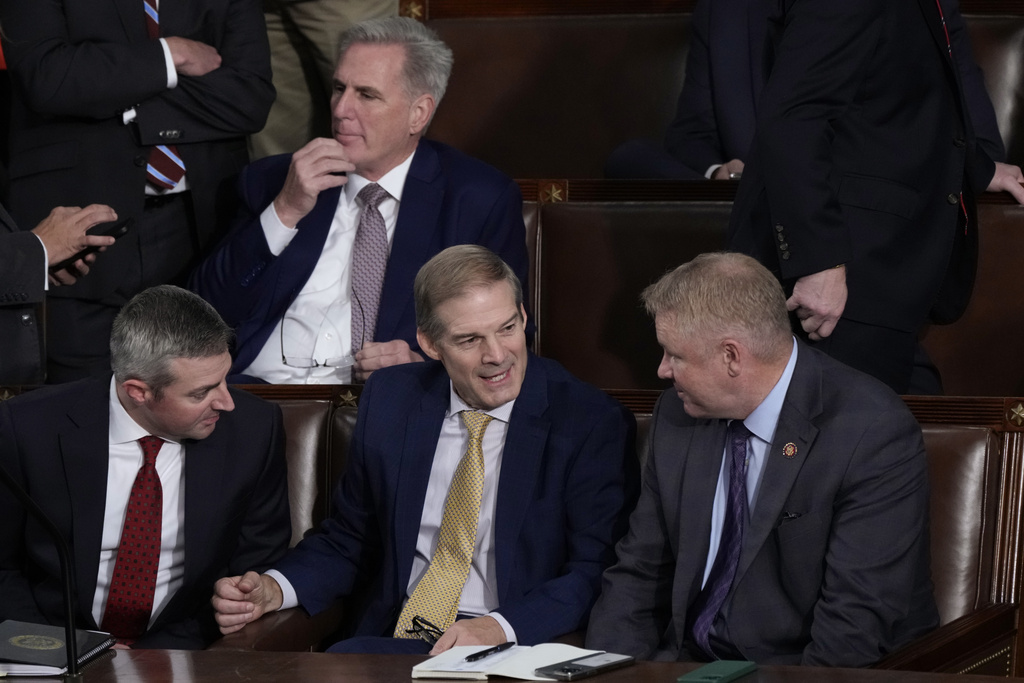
left=0, top=459, right=82, bottom=679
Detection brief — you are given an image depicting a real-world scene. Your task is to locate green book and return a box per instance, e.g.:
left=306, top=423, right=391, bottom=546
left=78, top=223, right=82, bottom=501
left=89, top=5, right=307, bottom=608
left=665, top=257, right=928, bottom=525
left=0, top=619, right=115, bottom=676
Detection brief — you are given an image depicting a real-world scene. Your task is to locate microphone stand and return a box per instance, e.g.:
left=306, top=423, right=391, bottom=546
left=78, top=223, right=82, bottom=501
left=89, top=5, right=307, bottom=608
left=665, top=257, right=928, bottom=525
left=0, top=459, right=82, bottom=680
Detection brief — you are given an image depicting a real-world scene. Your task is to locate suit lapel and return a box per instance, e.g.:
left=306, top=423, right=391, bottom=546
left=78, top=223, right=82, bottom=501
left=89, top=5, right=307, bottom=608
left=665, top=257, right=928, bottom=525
left=493, top=356, right=549, bottom=601
left=734, top=346, right=822, bottom=584
left=113, top=0, right=147, bottom=41
left=61, top=380, right=115, bottom=627
left=393, top=371, right=448, bottom=593
left=375, top=140, right=444, bottom=343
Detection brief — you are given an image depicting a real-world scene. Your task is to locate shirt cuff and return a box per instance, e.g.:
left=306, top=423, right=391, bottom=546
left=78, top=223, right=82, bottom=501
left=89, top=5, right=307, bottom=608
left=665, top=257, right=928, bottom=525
left=159, top=38, right=178, bottom=88
left=705, top=164, right=722, bottom=180
left=264, top=569, right=299, bottom=611
left=486, top=612, right=517, bottom=644
left=261, top=202, right=300, bottom=255
left=34, top=233, right=49, bottom=291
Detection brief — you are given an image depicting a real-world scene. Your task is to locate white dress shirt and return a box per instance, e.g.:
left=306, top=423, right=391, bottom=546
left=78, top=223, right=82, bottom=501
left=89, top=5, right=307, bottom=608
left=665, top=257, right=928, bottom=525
left=243, top=151, right=414, bottom=384
left=91, top=377, right=186, bottom=629
left=270, top=382, right=519, bottom=642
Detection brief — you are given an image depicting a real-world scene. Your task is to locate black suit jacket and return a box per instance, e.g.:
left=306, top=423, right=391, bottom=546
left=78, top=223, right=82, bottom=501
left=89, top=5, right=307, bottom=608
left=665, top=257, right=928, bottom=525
left=728, top=0, right=994, bottom=331
left=0, top=0, right=274, bottom=300
left=0, top=204, right=45, bottom=384
left=587, top=343, right=937, bottom=665
left=0, top=379, right=291, bottom=649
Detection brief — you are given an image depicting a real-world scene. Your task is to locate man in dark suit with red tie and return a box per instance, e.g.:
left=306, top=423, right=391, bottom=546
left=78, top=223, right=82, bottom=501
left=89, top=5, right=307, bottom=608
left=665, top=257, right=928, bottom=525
left=727, top=0, right=1024, bottom=394
left=0, top=286, right=290, bottom=649
left=0, top=0, right=274, bottom=382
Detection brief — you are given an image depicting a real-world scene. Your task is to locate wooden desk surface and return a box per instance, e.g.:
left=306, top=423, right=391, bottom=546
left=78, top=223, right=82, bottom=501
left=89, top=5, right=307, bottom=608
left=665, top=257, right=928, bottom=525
left=52, top=650, right=1024, bottom=683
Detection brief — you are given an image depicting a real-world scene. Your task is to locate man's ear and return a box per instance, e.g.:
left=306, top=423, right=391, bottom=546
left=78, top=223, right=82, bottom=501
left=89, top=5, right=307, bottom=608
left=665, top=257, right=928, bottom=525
left=121, top=379, right=153, bottom=406
left=408, top=93, right=435, bottom=136
left=722, top=339, right=743, bottom=378
left=417, top=328, right=442, bottom=361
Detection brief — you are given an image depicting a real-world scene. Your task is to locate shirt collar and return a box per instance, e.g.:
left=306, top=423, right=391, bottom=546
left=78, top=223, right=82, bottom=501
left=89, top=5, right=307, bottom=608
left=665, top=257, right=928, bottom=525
left=446, top=381, right=516, bottom=424
left=344, top=148, right=416, bottom=205
left=107, top=375, right=179, bottom=445
left=742, top=337, right=798, bottom=445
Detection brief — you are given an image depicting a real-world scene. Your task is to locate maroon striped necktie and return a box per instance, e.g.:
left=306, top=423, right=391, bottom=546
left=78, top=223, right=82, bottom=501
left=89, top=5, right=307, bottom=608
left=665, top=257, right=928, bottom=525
left=143, top=0, right=185, bottom=190
left=100, top=436, right=164, bottom=642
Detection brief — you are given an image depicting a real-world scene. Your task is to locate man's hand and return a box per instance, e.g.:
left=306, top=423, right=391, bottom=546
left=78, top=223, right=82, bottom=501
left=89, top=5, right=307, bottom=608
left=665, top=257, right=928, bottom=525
left=712, top=158, right=745, bottom=180
left=353, top=339, right=424, bottom=382
left=33, top=204, right=117, bottom=285
left=273, top=138, right=354, bottom=228
left=211, top=571, right=283, bottom=635
left=787, top=266, right=848, bottom=341
left=429, top=616, right=506, bottom=655
left=164, top=36, right=222, bottom=77
left=986, top=161, right=1024, bottom=205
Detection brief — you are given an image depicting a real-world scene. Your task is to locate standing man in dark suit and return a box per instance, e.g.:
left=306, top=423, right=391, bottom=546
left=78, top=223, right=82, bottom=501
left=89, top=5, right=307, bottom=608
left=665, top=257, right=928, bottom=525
left=0, top=0, right=275, bottom=382
left=0, top=203, right=116, bottom=384
left=190, top=17, right=529, bottom=384
left=607, top=0, right=1008, bottom=182
left=0, top=286, right=291, bottom=649
left=587, top=252, right=936, bottom=665
left=728, top=0, right=1024, bottom=395
left=212, top=245, right=637, bottom=653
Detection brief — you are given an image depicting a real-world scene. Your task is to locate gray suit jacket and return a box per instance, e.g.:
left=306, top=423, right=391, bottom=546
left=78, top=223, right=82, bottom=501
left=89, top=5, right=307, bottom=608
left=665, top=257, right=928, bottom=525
left=587, top=343, right=937, bottom=666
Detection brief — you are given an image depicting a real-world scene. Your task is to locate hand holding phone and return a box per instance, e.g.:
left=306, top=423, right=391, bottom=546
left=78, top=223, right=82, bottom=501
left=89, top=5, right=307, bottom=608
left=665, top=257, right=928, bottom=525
left=49, top=217, right=133, bottom=273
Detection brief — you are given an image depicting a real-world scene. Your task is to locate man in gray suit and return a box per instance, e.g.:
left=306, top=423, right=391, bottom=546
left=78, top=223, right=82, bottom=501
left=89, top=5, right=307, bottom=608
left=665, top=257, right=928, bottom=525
left=586, top=252, right=937, bottom=666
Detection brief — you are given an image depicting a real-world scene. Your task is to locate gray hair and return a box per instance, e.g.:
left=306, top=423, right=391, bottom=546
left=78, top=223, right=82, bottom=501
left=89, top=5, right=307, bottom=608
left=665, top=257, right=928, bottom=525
left=642, top=252, right=791, bottom=362
left=415, top=245, right=523, bottom=343
left=110, top=285, right=233, bottom=393
left=337, top=17, right=453, bottom=108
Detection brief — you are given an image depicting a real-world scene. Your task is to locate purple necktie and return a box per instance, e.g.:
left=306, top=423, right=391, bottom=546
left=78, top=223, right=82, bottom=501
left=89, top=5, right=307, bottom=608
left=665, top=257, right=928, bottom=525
left=351, top=183, right=390, bottom=355
left=689, top=420, right=751, bottom=660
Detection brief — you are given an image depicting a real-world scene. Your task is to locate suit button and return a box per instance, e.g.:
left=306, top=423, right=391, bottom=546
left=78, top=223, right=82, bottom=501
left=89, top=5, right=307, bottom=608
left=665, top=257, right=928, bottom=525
left=779, top=242, right=789, bottom=251
left=134, top=155, right=147, bottom=167
left=20, top=313, right=32, bottom=325
left=947, top=193, right=959, bottom=205
left=954, top=137, right=966, bottom=148
left=781, top=252, right=791, bottom=260
left=159, top=129, right=182, bottom=140
left=775, top=223, right=784, bottom=233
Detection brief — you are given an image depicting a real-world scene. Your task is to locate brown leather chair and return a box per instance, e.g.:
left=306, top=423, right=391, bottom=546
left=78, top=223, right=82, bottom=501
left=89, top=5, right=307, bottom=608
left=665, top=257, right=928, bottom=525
left=275, top=400, right=334, bottom=547
left=877, top=424, right=1017, bottom=675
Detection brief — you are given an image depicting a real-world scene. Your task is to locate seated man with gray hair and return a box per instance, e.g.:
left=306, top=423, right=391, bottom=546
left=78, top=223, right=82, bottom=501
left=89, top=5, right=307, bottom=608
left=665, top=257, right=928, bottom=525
left=213, top=245, right=637, bottom=654
left=0, top=285, right=291, bottom=649
left=586, top=252, right=937, bottom=665
left=192, top=16, right=529, bottom=385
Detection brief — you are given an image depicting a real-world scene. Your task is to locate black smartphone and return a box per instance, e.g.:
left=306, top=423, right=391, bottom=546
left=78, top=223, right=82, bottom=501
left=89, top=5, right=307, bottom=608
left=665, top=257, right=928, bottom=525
left=50, top=217, right=133, bottom=272
left=534, top=652, right=634, bottom=680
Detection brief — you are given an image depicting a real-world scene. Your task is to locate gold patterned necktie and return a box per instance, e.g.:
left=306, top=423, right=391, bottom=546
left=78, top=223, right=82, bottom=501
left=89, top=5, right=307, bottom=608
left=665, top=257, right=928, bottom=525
left=394, top=411, right=494, bottom=638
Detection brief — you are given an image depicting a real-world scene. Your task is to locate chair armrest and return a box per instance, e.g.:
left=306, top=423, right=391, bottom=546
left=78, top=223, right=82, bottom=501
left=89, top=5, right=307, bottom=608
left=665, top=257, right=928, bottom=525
left=873, top=603, right=1017, bottom=672
left=206, top=602, right=346, bottom=652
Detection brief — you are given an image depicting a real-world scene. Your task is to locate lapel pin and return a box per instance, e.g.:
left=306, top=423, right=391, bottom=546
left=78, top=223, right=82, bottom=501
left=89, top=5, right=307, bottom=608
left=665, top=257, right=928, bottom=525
left=782, top=442, right=798, bottom=458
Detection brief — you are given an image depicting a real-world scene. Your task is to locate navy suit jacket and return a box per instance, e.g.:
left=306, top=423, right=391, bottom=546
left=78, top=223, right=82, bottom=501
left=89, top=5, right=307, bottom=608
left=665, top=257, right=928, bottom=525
left=0, top=379, right=292, bottom=649
left=0, top=204, right=45, bottom=384
left=272, top=354, right=638, bottom=645
left=662, top=0, right=1002, bottom=180
left=190, top=138, right=530, bottom=376
left=0, top=0, right=273, bottom=300
left=728, top=0, right=995, bottom=333
left=587, top=343, right=937, bottom=665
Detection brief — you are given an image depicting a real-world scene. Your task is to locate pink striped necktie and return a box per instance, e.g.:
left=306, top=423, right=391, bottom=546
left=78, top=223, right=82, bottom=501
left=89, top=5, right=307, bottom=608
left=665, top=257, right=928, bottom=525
left=351, top=183, right=390, bottom=355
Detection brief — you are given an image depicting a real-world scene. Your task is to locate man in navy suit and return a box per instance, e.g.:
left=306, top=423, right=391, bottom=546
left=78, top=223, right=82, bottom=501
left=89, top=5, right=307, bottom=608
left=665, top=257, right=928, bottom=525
left=0, top=286, right=291, bottom=649
left=587, top=253, right=936, bottom=665
left=191, top=17, right=528, bottom=384
left=213, top=245, right=637, bottom=653
left=606, top=0, right=1008, bottom=181
left=728, top=0, right=1024, bottom=396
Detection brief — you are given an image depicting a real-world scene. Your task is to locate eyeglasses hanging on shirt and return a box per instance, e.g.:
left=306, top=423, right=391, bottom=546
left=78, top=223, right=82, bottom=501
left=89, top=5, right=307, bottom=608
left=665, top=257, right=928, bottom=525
left=279, top=296, right=366, bottom=371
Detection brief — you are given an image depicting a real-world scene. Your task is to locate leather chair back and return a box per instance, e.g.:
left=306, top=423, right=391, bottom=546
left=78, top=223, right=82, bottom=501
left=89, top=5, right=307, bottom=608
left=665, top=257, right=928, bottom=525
left=921, top=424, right=1001, bottom=624
left=276, top=400, right=334, bottom=546
left=966, top=15, right=1024, bottom=166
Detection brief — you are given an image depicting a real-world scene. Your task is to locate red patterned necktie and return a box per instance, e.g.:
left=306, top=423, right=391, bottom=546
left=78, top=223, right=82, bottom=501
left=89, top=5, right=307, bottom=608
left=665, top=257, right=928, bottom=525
left=351, top=183, right=390, bottom=355
left=143, top=0, right=185, bottom=189
left=101, top=436, right=165, bottom=641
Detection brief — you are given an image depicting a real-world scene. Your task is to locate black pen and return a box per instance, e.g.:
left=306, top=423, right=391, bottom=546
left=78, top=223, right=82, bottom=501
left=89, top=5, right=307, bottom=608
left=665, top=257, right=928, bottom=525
left=464, top=641, right=514, bottom=662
